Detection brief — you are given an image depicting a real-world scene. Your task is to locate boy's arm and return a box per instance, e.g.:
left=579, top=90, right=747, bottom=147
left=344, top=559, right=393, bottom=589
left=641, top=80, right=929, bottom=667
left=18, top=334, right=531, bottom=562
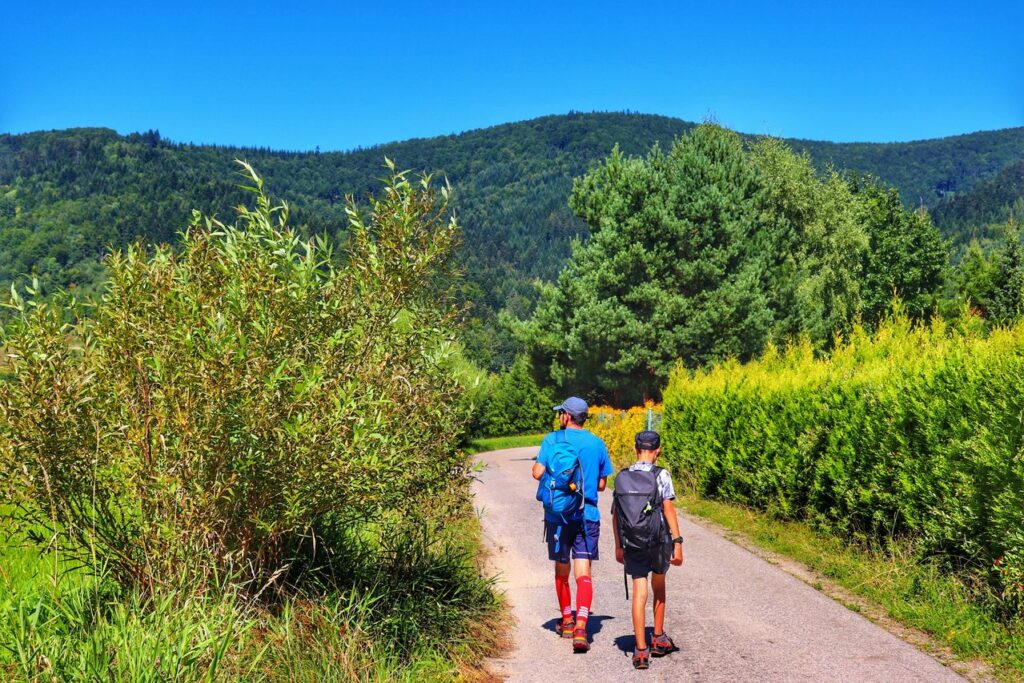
left=532, top=461, right=546, bottom=480
left=663, top=499, right=684, bottom=566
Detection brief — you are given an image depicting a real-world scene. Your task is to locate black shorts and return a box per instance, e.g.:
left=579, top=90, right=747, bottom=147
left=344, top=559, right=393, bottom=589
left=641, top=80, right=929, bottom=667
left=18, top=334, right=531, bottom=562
left=624, top=542, right=673, bottom=578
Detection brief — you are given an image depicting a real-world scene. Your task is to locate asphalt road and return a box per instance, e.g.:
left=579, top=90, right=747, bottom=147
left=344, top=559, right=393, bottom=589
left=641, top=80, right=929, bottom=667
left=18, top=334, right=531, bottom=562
left=473, top=446, right=964, bottom=683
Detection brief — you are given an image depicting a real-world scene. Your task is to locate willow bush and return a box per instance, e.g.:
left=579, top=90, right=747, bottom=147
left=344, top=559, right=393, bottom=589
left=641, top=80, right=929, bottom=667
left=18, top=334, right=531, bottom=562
left=0, top=161, right=469, bottom=596
left=663, top=310, right=1024, bottom=615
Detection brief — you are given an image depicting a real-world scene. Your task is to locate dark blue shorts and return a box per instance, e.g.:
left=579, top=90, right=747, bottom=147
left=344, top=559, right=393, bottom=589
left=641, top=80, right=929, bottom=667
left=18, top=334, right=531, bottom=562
left=545, top=518, right=600, bottom=562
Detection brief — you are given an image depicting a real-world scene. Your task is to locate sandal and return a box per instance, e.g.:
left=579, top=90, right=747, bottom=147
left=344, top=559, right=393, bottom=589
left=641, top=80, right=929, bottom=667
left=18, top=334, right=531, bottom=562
left=572, top=627, right=590, bottom=653
left=560, top=615, right=575, bottom=638
left=633, top=645, right=650, bottom=669
left=650, top=631, right=676, bottom=656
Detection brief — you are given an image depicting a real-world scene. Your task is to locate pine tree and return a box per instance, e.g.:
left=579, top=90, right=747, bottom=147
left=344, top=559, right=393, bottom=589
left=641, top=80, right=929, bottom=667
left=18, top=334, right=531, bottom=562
left=989, top=217, right=1024, bottom=324
left=522, top=125, right=772, bottom=405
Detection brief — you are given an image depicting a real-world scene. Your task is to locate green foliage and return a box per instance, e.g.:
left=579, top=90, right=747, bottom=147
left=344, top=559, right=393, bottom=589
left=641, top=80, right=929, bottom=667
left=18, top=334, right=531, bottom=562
left=523, top=126, right=772, bottom=405
left=0, top=162, right=468, bottom=595
left=954, top=240, right=1000, bottom=316
left=2, top=117, right=1022, bottom=370
left=472, top=354, right=556, bottom=437
left=952, top=219, right=1024, bottom=324
left=0, top=520, right=500, bottom=682
left=931, top=160, right=1024, bottom=248
left=663, top=313, right=1024, bottom=618
left=988, top=218, right=1024, bottom=324
left=523, top=127, right=949, bottom=405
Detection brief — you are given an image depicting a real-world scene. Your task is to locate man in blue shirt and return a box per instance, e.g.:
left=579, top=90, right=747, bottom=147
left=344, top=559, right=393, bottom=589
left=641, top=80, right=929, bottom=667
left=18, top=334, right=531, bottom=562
left=532, top=396, right=614, bottom=653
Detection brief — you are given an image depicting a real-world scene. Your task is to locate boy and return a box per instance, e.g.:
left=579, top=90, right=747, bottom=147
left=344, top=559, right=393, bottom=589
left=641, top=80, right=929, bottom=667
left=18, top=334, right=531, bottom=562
left=611, top=430, right=683, bottom=670
left=532, top=396, right=614, bottom=652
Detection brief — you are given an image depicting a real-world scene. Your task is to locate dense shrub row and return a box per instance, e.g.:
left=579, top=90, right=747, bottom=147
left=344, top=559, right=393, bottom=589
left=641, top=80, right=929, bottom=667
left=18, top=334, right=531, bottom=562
left=662, top=312, right=1024, bottom=614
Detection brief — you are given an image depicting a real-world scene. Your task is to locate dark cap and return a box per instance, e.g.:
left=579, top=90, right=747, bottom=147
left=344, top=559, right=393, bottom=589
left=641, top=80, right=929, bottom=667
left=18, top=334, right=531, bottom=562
left=635, top=430, right=660, bottom=450
left=553, top=396, right=589, bottom=418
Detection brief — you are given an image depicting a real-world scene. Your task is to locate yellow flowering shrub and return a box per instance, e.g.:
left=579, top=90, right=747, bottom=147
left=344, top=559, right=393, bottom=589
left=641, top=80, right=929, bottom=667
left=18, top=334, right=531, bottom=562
left=587, top=402, right=662, bottom=471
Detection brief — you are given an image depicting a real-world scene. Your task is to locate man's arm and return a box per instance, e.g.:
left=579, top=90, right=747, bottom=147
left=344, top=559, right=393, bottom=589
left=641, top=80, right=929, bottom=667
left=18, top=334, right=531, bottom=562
left=532, top=461, right=546, bottom=480
left=597, top=476, right=607, bottom=491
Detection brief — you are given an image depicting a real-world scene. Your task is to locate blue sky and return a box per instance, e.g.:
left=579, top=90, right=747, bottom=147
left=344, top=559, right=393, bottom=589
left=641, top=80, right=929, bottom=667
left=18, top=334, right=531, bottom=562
left=2, top=1, right=1022, bottom=150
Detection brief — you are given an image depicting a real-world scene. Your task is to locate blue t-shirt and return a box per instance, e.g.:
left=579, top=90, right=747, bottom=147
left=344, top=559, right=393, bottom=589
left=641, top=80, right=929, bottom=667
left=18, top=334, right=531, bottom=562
left=537, top=428, right=614, bottom=523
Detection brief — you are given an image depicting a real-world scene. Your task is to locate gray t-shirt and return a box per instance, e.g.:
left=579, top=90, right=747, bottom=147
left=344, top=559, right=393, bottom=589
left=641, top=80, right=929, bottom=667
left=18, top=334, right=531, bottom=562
left=626, top=461, right=676, bottom=501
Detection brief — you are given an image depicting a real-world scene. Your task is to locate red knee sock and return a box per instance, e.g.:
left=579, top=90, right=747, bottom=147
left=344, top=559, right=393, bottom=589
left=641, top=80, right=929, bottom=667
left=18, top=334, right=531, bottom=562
left=555, top=575, right=572, bottom=618
left=575, top=576, right=593, bottom=627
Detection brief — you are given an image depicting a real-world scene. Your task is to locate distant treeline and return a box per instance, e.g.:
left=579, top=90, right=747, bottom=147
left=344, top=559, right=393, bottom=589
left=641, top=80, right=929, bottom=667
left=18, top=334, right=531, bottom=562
left=2, top=114, right=1024, bottom=370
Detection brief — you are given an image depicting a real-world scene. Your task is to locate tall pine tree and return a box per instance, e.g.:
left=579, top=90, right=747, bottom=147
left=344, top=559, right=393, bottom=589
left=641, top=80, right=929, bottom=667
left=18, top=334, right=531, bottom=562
left=522, top=125, right=771, bottom=405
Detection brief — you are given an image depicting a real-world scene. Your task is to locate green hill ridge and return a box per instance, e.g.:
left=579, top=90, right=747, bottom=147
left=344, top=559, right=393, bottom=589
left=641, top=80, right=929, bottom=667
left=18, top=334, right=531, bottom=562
left=2, top=112, right=1023, bottom=366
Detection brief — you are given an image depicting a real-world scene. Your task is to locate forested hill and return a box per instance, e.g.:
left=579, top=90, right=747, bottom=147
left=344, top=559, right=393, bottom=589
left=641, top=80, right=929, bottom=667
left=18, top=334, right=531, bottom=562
left=929, top=159, right=1024, bottom=245
left=2, top=112, right=1024, bottom=365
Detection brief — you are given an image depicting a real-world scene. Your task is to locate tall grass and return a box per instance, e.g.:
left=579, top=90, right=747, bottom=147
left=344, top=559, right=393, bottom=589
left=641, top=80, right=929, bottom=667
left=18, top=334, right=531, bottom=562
left=663, top=310, right=1024, bottom=618
left=0, top=517, right=500, bottom=681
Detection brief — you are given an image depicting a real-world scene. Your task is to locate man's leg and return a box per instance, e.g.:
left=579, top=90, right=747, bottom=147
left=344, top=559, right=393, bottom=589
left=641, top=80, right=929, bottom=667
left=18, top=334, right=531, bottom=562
left=555, top=561, right=573, bottom=623
left=573, top=558, right=593, bottom=630
left=547, top=521, right=574, bottom=628
left=632, top=576, right=649, bottom=648
left=572, top=519, right=599, bottom=635
left=651, top=571, right=667, bottom=636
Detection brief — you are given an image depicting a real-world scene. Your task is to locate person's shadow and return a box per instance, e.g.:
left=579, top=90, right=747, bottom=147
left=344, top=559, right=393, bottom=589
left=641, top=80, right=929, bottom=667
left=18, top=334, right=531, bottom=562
left=541, top=614, right=614, bottom=637
left=613, top=627, right=654, bottom=655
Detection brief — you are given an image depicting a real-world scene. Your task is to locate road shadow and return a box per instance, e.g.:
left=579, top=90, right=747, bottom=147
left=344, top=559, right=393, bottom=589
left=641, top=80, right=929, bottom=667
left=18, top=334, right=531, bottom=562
left=541, top=613, right=614, bottom=637
left=613, top=627, right=654, bottom=654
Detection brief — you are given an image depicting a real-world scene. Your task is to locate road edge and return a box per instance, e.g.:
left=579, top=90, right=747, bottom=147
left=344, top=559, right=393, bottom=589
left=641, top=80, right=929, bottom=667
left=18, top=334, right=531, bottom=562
left=679, top=508, right=997, bottom=683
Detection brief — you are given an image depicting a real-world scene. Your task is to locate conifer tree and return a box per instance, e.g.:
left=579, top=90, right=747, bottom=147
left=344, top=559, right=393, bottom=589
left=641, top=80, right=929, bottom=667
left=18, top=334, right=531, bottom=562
left=522, top=125, right=771, bottom=404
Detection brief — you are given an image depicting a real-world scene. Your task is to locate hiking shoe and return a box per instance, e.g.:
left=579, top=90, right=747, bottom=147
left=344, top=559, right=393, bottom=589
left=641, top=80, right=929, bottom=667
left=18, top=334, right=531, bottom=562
left=650, top=632, right=676, bottom=657
left=572, top=628, right=590, bottom=653
left=633, top=646, right=650, bottom=669
left=559, top=615, right=575, bottom=638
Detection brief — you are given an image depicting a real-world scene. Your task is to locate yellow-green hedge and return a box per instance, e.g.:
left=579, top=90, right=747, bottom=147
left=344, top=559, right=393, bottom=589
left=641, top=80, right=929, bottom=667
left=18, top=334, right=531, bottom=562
left=662, top=313, right=1024, bottom=613
left=588, top=402, right=662, bottom=471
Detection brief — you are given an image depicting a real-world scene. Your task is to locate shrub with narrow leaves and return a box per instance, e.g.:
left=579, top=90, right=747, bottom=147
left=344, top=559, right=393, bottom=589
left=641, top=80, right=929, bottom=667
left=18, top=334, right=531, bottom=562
left=0, top=161, right=468, bottom=595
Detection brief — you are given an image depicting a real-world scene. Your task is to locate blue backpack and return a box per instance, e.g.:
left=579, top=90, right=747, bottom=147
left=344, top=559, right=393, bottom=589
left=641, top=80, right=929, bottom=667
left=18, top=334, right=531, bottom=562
left=536, top=430, right=586, bottom=522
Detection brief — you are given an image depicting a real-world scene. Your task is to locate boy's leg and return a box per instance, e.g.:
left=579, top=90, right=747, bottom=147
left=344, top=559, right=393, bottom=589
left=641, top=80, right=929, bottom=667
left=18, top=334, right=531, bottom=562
left=632, top=576, right=649, bottom=649
left=651, top=571, right=667, bottom=636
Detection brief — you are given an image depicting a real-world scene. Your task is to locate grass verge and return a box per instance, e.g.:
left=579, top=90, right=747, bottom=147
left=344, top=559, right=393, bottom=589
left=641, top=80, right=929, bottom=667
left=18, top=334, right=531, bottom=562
left=0, top=512, right=506, bottom=681
left=680, top=494, right=1024, bottom=682
left=465, top=433, right=544, bottom=455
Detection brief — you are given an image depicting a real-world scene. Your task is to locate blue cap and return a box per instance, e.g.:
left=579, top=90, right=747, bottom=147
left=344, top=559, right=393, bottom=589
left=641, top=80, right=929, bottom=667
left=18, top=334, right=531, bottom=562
left=553, top=396, right=588, bottom=418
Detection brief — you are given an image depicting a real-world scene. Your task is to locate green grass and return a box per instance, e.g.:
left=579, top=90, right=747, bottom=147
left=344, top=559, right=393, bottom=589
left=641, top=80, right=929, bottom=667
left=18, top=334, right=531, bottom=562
left=465, top=433, right=545, bottom=455
left=681, top=495, right=1024, bottom=681
left=0, top=515, right=502, bottom=682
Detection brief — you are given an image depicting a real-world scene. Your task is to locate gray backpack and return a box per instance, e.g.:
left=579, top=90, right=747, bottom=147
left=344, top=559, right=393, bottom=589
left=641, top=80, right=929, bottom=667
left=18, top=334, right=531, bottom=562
left=612, top=466, right=667, bottom=551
